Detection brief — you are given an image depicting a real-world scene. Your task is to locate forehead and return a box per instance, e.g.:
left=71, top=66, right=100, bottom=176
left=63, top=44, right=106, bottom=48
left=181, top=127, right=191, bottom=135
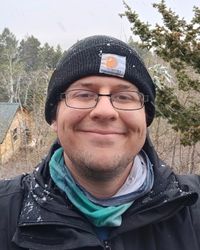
left=68, top=76, right=139, bottom=91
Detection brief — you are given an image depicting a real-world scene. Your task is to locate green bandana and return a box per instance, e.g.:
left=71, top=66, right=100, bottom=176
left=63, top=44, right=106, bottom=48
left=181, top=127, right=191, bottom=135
left=49, top=147, right=133, bottom=227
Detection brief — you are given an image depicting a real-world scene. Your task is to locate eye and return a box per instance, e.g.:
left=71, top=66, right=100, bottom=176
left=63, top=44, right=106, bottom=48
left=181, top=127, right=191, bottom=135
left=113, top=92, right=139, bottom=102
left=69, top=90, right=96, bottom=100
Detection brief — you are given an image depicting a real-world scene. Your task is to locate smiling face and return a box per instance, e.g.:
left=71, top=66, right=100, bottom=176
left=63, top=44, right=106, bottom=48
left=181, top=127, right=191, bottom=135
left=51, top=76, right=147, bottom=184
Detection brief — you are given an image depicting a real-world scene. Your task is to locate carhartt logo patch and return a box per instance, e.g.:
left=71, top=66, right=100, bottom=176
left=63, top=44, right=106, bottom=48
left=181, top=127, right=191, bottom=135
left=99, top=53, right=126, bottom=77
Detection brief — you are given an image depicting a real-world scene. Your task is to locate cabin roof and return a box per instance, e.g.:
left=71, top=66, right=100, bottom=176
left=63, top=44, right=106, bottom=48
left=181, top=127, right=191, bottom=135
left=0, top=102, right=20, bottom=144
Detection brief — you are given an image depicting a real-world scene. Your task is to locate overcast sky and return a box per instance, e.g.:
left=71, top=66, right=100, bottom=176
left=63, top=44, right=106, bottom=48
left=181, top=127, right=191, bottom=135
left=1, top=0, right=199, bottom=50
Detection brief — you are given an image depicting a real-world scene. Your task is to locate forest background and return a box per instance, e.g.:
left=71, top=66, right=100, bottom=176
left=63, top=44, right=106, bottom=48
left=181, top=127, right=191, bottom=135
left=0, top=0, right=199, bottom=178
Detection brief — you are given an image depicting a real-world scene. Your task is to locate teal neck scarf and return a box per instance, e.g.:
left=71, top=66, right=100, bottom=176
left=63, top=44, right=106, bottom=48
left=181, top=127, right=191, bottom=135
left=49, top=147, right=133, bottom=227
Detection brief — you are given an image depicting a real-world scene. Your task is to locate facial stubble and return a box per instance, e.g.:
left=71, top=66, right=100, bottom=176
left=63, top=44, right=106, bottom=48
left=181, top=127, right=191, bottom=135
left=64, top=149, right=133, bottom=182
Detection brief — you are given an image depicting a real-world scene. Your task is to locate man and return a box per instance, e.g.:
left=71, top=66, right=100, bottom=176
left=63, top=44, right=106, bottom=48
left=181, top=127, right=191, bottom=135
left=0, top=35, right=200, bottom=250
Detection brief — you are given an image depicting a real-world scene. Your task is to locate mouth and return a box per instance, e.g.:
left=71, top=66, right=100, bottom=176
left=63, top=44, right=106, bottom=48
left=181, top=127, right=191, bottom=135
left=79, top=129, right=125, bottom=135
left=75, top=128, right=127, bottom=147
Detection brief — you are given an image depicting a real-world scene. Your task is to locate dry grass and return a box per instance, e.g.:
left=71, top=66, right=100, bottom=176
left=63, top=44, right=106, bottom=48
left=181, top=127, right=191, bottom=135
left=0, top=143, right=51, bottom=179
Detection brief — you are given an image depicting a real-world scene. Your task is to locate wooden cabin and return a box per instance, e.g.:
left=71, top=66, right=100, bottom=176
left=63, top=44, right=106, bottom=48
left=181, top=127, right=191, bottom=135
left=0, top=102, right=31, bottom=164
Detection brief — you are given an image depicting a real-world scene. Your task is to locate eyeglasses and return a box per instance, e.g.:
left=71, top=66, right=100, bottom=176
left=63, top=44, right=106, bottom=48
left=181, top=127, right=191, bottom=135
left=60, top=89, right=148, bottom=111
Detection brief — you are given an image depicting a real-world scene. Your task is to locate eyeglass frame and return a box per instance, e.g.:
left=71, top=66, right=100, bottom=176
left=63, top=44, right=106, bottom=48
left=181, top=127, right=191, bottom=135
left=60, top=89, right=149, bottom=111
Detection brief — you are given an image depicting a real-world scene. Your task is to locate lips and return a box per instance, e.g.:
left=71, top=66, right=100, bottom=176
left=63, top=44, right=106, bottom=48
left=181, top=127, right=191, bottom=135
left=89, top=131, right=120, bottom=134
left=77, top=129, right=126, bottom=136
left=80, top=126, right=125, bottom=132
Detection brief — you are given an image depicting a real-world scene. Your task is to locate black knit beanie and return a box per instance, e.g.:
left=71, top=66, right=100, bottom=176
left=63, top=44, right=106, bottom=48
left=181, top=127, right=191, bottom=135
left=45, top=35, right=156, bottom=126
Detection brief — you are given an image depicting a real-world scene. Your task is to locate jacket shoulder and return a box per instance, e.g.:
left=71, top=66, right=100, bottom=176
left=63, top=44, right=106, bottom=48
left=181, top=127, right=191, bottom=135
left=0, top=175, right=28, bottom=249
left=176, top=174, right=200, bottom=193
left=0, top=174, right=26, bottom=197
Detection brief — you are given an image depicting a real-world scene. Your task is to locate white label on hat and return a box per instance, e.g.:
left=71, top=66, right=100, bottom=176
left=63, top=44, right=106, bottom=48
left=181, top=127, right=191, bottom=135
left=99, top=53, right=126, bottom=77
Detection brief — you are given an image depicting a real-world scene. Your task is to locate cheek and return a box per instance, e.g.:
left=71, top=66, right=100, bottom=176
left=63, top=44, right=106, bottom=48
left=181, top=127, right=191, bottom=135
left=122, top=110, right=146, bottom=132
left=56, top=108, right=87, bottom=135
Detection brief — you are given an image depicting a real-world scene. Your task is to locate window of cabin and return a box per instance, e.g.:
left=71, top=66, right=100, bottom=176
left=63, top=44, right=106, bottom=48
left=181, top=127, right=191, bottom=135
left=12, top=128, right=18, bottom=142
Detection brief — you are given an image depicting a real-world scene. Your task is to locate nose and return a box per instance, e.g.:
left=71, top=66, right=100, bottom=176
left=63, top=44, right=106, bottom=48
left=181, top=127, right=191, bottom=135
left=89, top=95, right=119, bottom=121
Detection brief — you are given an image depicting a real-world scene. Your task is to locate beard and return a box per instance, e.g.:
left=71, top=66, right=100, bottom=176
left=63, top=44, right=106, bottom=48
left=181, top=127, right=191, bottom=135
left=64, top=149, right=133, bottom=182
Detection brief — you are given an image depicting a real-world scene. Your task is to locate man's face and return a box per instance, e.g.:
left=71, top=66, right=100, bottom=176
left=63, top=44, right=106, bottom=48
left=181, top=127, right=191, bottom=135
left=51, top=76, right=147, bottom=182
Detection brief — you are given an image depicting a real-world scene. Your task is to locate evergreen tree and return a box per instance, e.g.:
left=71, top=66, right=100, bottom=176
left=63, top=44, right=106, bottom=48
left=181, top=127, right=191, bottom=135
left=39, top=42, right=55, bottom=69
left=19, top=35, right=41, bottom=71
left=39, top=43, right=63, bottom=69
left=52, top=45, right=63, bottom=68
left=122, top=0, right=200, bottom=146
left=128, top=36, right=150, bottom=60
